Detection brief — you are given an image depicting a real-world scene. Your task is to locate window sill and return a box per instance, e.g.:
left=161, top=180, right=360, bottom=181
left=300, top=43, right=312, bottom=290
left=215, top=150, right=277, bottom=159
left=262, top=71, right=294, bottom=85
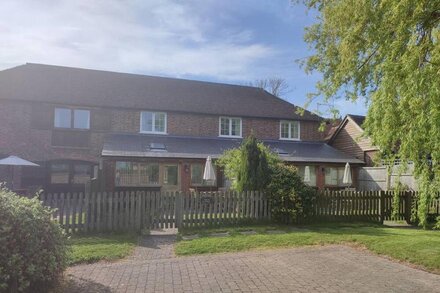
left=218, top=135, right=242, bottom=139
left=139, top=131, right=168, bottom=135
left=279, top=137, right=301, bottom=141
left=53, top=127, right=90, bottom=131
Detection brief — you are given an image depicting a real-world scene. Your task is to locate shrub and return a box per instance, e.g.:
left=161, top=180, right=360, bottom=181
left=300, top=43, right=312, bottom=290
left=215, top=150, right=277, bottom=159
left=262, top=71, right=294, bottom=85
left=0, top=188, right=68, bottom=292
left=217, top=134, right=280, bottom=191
left=265, top=164, right=317, bottom=224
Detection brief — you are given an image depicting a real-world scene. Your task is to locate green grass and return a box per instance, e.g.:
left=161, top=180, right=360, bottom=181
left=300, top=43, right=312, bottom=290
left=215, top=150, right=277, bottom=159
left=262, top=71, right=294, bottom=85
left=67, top=233, right=138, bottom=265
left=176, top=223, right=440, bottom=273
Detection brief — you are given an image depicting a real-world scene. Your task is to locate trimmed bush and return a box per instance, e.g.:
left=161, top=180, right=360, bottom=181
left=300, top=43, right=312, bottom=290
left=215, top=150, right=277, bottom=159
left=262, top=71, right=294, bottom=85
left=266, top=164, right=317, bottom=224
left=0, top=188, right=67, bottom=292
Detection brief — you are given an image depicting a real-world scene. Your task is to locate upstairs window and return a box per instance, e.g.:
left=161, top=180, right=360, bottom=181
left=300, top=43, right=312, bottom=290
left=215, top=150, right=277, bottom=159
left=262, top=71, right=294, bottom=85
left=54, top=108, right=90, bottom=129
left=140, top=111, right=167, bottom=134
left=280, top=120, right=300, bottom=140
left=219, top=117, right=242, bottom=137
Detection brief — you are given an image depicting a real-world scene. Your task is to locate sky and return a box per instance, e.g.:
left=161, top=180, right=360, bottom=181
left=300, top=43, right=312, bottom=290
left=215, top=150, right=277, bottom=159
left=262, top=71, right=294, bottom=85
left=0, top=0, right=367, bottom=117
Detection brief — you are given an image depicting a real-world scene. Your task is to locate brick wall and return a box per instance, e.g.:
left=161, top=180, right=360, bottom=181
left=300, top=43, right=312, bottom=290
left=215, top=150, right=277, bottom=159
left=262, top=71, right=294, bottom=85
left=107, top=108, right=325, bottom=141
left=0, top=99, right=325, bottom=167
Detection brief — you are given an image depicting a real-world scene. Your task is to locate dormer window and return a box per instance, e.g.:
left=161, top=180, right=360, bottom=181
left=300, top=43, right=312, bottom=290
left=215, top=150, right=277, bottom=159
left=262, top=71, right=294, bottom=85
left=280, top=120, right=300, bottom=140
left=219, top=117, right=242, bottom=137
left=140, top=111, right=167, bottom=134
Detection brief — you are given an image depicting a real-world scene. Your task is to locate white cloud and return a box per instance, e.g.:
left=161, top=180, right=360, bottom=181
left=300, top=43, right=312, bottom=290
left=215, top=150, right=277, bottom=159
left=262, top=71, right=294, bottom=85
left=0, top=0, right=276, bottom=80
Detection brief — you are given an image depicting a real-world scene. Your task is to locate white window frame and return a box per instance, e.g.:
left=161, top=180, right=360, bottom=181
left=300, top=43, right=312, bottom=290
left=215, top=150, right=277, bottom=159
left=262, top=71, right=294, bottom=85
left=140, top=111, right=167, bottom=134
left=219, top=116, right=242, bottom=138
left=279, top=120, right=300, bottom=141
left=54, top=108, right=90, bottom=130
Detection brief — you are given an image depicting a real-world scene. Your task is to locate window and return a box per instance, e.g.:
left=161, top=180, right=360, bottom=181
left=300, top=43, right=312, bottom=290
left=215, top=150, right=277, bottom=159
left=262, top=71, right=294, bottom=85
left=191, top=163, right=216, bottom=186
left=140, top=112, right=167, bottom=134
left=50, top=161, right=93, bottom=185
left=324, top=167, right=346, bottom=186
left=54, top=108, right=71, bottom=128
left=219, top=117, right=242, bottom=137
left=280, top=120, right=300, bottom=140
left=54, top=108, right=90, bottom=129
left=115, top=162, right=159, bottom=187
left=163, top=165, right=178, bottom=186
left=73, top=110, right=90, bottom=129
left=297, top=165, right=317, bottom=187
left=50, top=163, right=70, bottom=184
left=73, top=164, right=92, bottom=184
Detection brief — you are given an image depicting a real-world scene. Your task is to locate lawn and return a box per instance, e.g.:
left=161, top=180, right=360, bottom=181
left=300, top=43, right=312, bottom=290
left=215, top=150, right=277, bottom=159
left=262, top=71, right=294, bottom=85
left=176, top=223, right=440, bottom=273
left=67, top=233, right=138, bottom=265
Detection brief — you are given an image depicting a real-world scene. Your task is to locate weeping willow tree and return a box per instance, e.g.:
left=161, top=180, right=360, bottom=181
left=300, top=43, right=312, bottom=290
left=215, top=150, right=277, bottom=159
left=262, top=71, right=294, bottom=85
left=299, top=0, right=440, bottom=227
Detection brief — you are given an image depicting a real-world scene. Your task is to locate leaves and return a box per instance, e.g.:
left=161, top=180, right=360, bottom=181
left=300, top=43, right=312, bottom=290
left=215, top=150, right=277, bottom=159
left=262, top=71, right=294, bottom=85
left=300, top=0, right=440, bottom=228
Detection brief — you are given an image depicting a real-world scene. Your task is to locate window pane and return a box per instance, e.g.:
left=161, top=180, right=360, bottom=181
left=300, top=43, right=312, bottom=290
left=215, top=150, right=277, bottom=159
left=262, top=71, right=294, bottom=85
left=73, top=164, right=91, bottom=184
left=325, top=167, right=338, bottom=185
left=220, top=118, right=230, bottom=135
left=73, top=110, right=90, bottom=129
left=191, top=164, right=203, bottom=185
left=154, top=113, right=166, bottom=133
left=51, top=163, right=69, bottom=184
left=280, top=122, right=289, bottom=138
left=54, top=108, right=71, bottom=128
left=297, top=165, right=317, bottom=187
left=290, top=121, right=299, bottom=139
left=146, top=164, right=159, bottom=184
left=116, top=161, right=135, bottom=186
left=164, top=165, right=178, bottom=185
left=141, top=112, right=153, bottom=132
left=231, top=118, right=241, bottom=136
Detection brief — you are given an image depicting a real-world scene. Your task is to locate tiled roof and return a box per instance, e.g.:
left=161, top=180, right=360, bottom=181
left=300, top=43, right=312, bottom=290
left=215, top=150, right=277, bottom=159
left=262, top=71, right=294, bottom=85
left=102, top=133, right=364, bottom=164
left=0, top=63, right=322, bottom=121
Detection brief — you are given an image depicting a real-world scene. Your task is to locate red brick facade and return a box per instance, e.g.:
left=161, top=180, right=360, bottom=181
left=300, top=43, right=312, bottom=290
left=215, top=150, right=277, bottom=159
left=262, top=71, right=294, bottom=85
left=0, top=99, right=334, bottom=192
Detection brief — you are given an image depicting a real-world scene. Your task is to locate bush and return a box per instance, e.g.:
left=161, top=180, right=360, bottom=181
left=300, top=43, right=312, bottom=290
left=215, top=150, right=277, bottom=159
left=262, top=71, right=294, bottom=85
left=0, top=188, right=68, bottom=292
left=265, top=164, right=317, bottom=224
left=217, top=134, right=280, bottom=191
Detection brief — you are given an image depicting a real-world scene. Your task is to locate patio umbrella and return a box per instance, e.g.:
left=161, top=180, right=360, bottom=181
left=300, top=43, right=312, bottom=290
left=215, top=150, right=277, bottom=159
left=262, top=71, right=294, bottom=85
left=303, top=166, right=311, bottom=183
left=0, top=156, right=39, bottom=166
left=203, top=156, right=216, bottom=185
left=0, top=156, right=39, bottom=190
left=342, top=162, right=352, bottom=185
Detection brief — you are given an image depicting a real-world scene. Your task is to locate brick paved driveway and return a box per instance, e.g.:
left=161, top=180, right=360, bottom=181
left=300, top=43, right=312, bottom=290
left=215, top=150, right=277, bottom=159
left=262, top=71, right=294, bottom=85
left=65, top=234, right=440, bottom=292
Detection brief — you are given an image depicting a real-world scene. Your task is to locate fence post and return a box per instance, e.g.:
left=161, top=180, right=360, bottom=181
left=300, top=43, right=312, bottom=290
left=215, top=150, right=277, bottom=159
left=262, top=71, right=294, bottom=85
left=175, top=192, right=182, bottom=229
left=379, top=190, right=385, bottom=224
left=405, top=191, right=412, bottom=224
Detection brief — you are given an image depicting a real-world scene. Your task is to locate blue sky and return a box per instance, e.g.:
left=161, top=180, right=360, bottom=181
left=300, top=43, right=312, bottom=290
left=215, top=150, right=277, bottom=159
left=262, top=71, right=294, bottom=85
left=0, top=0, right=367, bottom=117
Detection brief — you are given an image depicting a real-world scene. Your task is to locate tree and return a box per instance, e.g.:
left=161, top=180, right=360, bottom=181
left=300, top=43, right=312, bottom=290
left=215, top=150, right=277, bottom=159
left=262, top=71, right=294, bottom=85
left=249, top=77, right=290, bottom=97
left=299, top=0, right=440, bottom=227
left=216, top=134, right=279, bottom=192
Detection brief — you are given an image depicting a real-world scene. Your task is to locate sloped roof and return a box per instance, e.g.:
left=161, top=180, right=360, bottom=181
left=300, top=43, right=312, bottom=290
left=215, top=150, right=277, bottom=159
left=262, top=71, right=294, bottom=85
left=102, top=133, right=364, bottom=164
left=327, top=114, right=367, bottom=143
left=347, top=114, right=365, bottom=129
left=0, top=63, right=321, bottom=121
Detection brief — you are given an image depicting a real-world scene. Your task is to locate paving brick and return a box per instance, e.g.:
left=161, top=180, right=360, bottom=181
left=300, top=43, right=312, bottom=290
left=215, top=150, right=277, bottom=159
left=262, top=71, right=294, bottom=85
left=65, top=236, right=440, bottom=293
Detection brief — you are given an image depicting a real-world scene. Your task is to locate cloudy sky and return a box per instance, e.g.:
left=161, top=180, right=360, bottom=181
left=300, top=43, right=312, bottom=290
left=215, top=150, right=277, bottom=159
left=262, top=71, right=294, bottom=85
left=0, top=0, right=367, bottom=117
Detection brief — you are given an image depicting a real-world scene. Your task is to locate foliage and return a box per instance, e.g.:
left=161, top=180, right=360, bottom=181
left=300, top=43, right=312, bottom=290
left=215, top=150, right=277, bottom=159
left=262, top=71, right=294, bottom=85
left=0, top=188, right=68, bottom=292
left=216, top=134, right=279, bottom=191
left=265, top=164, right=317, bottom=224
left=67, top=233, right=138, bottom=265
left=175, top=223, right=440, bottom=273
left=299, top=0, right=440, bottom=228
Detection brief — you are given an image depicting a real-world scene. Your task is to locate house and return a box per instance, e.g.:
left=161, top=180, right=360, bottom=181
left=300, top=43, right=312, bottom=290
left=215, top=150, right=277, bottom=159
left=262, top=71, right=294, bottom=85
left=0, top=63, right=363, bottom=193
left=327, top=114, right=379, bottom=167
